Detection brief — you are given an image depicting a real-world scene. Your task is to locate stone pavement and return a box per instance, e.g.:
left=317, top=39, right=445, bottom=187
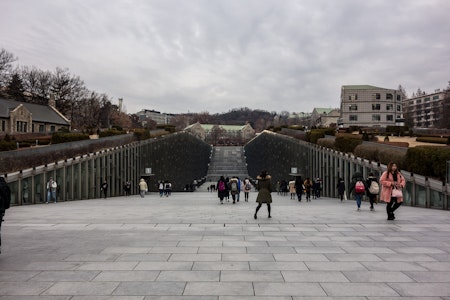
left=1, top=188, right=450, bottom=299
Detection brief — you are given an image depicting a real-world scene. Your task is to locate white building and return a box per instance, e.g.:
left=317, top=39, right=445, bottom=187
left=339, top=85, right=403, bottom=128
left=136, top=109, right=173, bottom=125
left=403, top=90, right=445, bottom=128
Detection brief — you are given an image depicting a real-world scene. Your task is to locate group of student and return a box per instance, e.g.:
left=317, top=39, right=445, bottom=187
left=216, top=176, right=253, bottom=204
left=344, top=161, right=405, bottom=220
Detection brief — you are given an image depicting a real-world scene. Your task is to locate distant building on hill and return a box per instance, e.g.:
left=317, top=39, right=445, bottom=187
left=310, top=108, right=340, bottom=128
left=184, top=122, right=255, bottom=145
left=0, top=98, right=70, bottom=135
left=403, top=89, right=446, bottom=129
left=136, top=109, right=174, bottom=125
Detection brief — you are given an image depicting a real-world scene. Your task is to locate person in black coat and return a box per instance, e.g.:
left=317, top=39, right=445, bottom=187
left=0, top=176, right=11, bottom=254
left=336, top=178, right=346, bottom=202
left=366, top=172, right=379, bottom=211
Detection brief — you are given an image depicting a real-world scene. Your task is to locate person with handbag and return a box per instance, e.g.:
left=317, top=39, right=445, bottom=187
left=380, top=162, right=406, bottom=220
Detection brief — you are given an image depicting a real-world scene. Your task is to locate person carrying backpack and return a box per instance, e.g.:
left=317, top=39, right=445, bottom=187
left=366, top=172, right=379, bottom=211
left=349, top=172, right=366, bottom=211
left=0, top=176, right=11, bottom=254
left=229, top=177, right=239, bottom=204
left=217, top=176, right=227, bottom=204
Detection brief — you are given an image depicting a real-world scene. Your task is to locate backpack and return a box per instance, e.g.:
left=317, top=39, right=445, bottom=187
left=218, top=181, right=226, bottom=191
left=230, top=181, right=238, bottom=192
left=245, top=182, right=251, bottom=190
left=355, top=180, right=365, bottom=193
left=369, top=180, right=380, bottom=194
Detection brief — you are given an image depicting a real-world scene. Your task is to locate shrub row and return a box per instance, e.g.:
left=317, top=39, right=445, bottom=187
left=404, top=146, right=450, bottom=181
left=98, top=129, right=127, bottom=138
left=133, top=129, right=151, bottom=141
left=0, top=141, right=16, bottom=151
left=416, top=137, right=448, bottom=145
left=51, top=132, right=90, bottom=144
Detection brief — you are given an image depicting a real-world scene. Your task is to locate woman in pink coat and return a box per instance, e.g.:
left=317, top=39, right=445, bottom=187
left=380, top=162, right=406, bottom=220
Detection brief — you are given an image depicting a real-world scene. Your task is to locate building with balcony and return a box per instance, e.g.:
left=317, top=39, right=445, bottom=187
left=403, top=90, right=445, bottom=128
left=339, top=85, right=403, bottom=128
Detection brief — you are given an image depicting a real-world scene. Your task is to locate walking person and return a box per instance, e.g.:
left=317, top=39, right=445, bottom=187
left=254, top=170, right=272, bottom=219
left=349, top=172, right=366, bottom=211
left=336, top=177, right=346, bottom=202
left=366, top=172, right=379, bottom=211
left=295, top=176, right=303, bottom=202
left=101, top=181, right=108, bottom=199
left=46, top=177, right=57, bottom=203
left=303, top=178, right=313, bottom=202
left=0, top=176, right=11, bottom=254
left=380, top=162, right=406, bottom=220
left=139, top=178, right=148, bottom=198
left=124, top=181, right=131, bottom=196
left=217, top=176, right=227, bottom=204
left=243, top=178, right=252, bottom=202
left=229, top=177, right=239, bottom=204
left=158, top=181, right=164, bottom=197
left=288, top=179, right=296, bottom=200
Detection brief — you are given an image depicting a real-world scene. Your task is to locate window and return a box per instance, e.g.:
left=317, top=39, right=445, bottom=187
left=349, top=115, right=358, bottom=121
left=386, top=115, right=394, bottom=121
left=348, top=94, right=358, bottom=100
left=39, top=124, right=45, bottom=132
left=417, top=99, right=422, bottom=104
left=372, top=115, right=381, bottom=121
left=386, top=93, right=393, bottom=100
left=386, top=104, right=393, bottom=110
left=375, top=93, right=381, bottom=100
left=372, top=104, right=381, bottom=110
left=397, top=95, right=401, bottom=101
left=349, top=104, right=358, bottom=111
left=396, top=105, right=401, bottom=111
left=433, top=95, right=439, bottom=100
left=1, top=120, right=4, bottom=131
left=424, top=97, right=430, bottom=102
left=50, top=126, right=56, bottom=132
left=16, top=121, right=27, bottom=132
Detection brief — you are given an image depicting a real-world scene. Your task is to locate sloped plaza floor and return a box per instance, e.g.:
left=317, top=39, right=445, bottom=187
left=1, top=188, right=450, bottom=299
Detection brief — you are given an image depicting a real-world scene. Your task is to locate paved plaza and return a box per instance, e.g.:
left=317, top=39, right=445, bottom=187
left=1, top=186, right=450, bottom=299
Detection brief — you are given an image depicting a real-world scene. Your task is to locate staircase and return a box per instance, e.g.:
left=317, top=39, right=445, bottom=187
left=206, top=146, right=249, bottom=182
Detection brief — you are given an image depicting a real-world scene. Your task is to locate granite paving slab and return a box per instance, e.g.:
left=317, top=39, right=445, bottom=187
left=1, top=192, right=449, bottom=298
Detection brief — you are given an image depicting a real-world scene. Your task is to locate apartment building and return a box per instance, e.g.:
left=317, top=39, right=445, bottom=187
left=339, top=85, right=403, bottom=128
left=403, top=90, right=445, bottom=128
left=136, top=109, right=173, bottom=125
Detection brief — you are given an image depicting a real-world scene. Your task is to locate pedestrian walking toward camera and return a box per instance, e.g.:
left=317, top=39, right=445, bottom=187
left=254, top=170, right=272, bottom=219
left=101, top=181, right=108, bottom=199
left=0, top=176, right=11, bottom=254
left=349, top=172, right=366, bottom=211
left=303, top=178, right=313, bottom=202
left=46, top=177, right=57, bottom=203
left=289, top=179, right=296, bottom=199
left=139, top=178, right=148, bottom=198
left=336, top=177, right=346, bottom=202
left=380, top=162, right=405, bottom=220
left=366, top=172, right=379, bottom=211
left=295, top=176, right=303, bottom=201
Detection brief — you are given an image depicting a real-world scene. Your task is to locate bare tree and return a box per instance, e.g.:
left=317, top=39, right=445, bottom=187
left=0, top=48, right=17, bottom=88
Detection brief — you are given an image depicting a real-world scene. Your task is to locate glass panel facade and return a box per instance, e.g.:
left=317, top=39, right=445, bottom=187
left=34, top=173, right=45, bottom=203
left=430, top=189, right=443, bottom=208
left=21, top=177, right=32, bottom=204
left=415, top=184, right=426, bottom=207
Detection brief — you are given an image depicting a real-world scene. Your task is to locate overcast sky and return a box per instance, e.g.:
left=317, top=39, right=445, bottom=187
left=1, top=0, right=449, bottom=114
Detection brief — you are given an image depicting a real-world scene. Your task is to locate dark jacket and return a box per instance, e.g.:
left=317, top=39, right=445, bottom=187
left=0, top=177, right=11, bottom=213
left=349, top=172, right=366, bottom=195
left=256, top=175, right=272, bottom=203
left=336, top=180, right=345, bottom=195
left=366, top=176, right=378, bottom=196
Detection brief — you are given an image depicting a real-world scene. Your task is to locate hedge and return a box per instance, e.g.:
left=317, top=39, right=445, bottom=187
left=334, top=136, right=362, bottom=153
left=51, top=132, right=90, bottom=144
left=404, top=146, right=450, bottom=181
left=416, top=137, right=448, bottom=144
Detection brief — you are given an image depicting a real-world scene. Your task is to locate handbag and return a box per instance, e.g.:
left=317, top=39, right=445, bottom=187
left=391, top=187, right=403, bottom=198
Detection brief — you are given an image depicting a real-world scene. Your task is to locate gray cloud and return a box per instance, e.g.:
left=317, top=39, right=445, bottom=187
left=1, top=0, right=449, bottom=114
